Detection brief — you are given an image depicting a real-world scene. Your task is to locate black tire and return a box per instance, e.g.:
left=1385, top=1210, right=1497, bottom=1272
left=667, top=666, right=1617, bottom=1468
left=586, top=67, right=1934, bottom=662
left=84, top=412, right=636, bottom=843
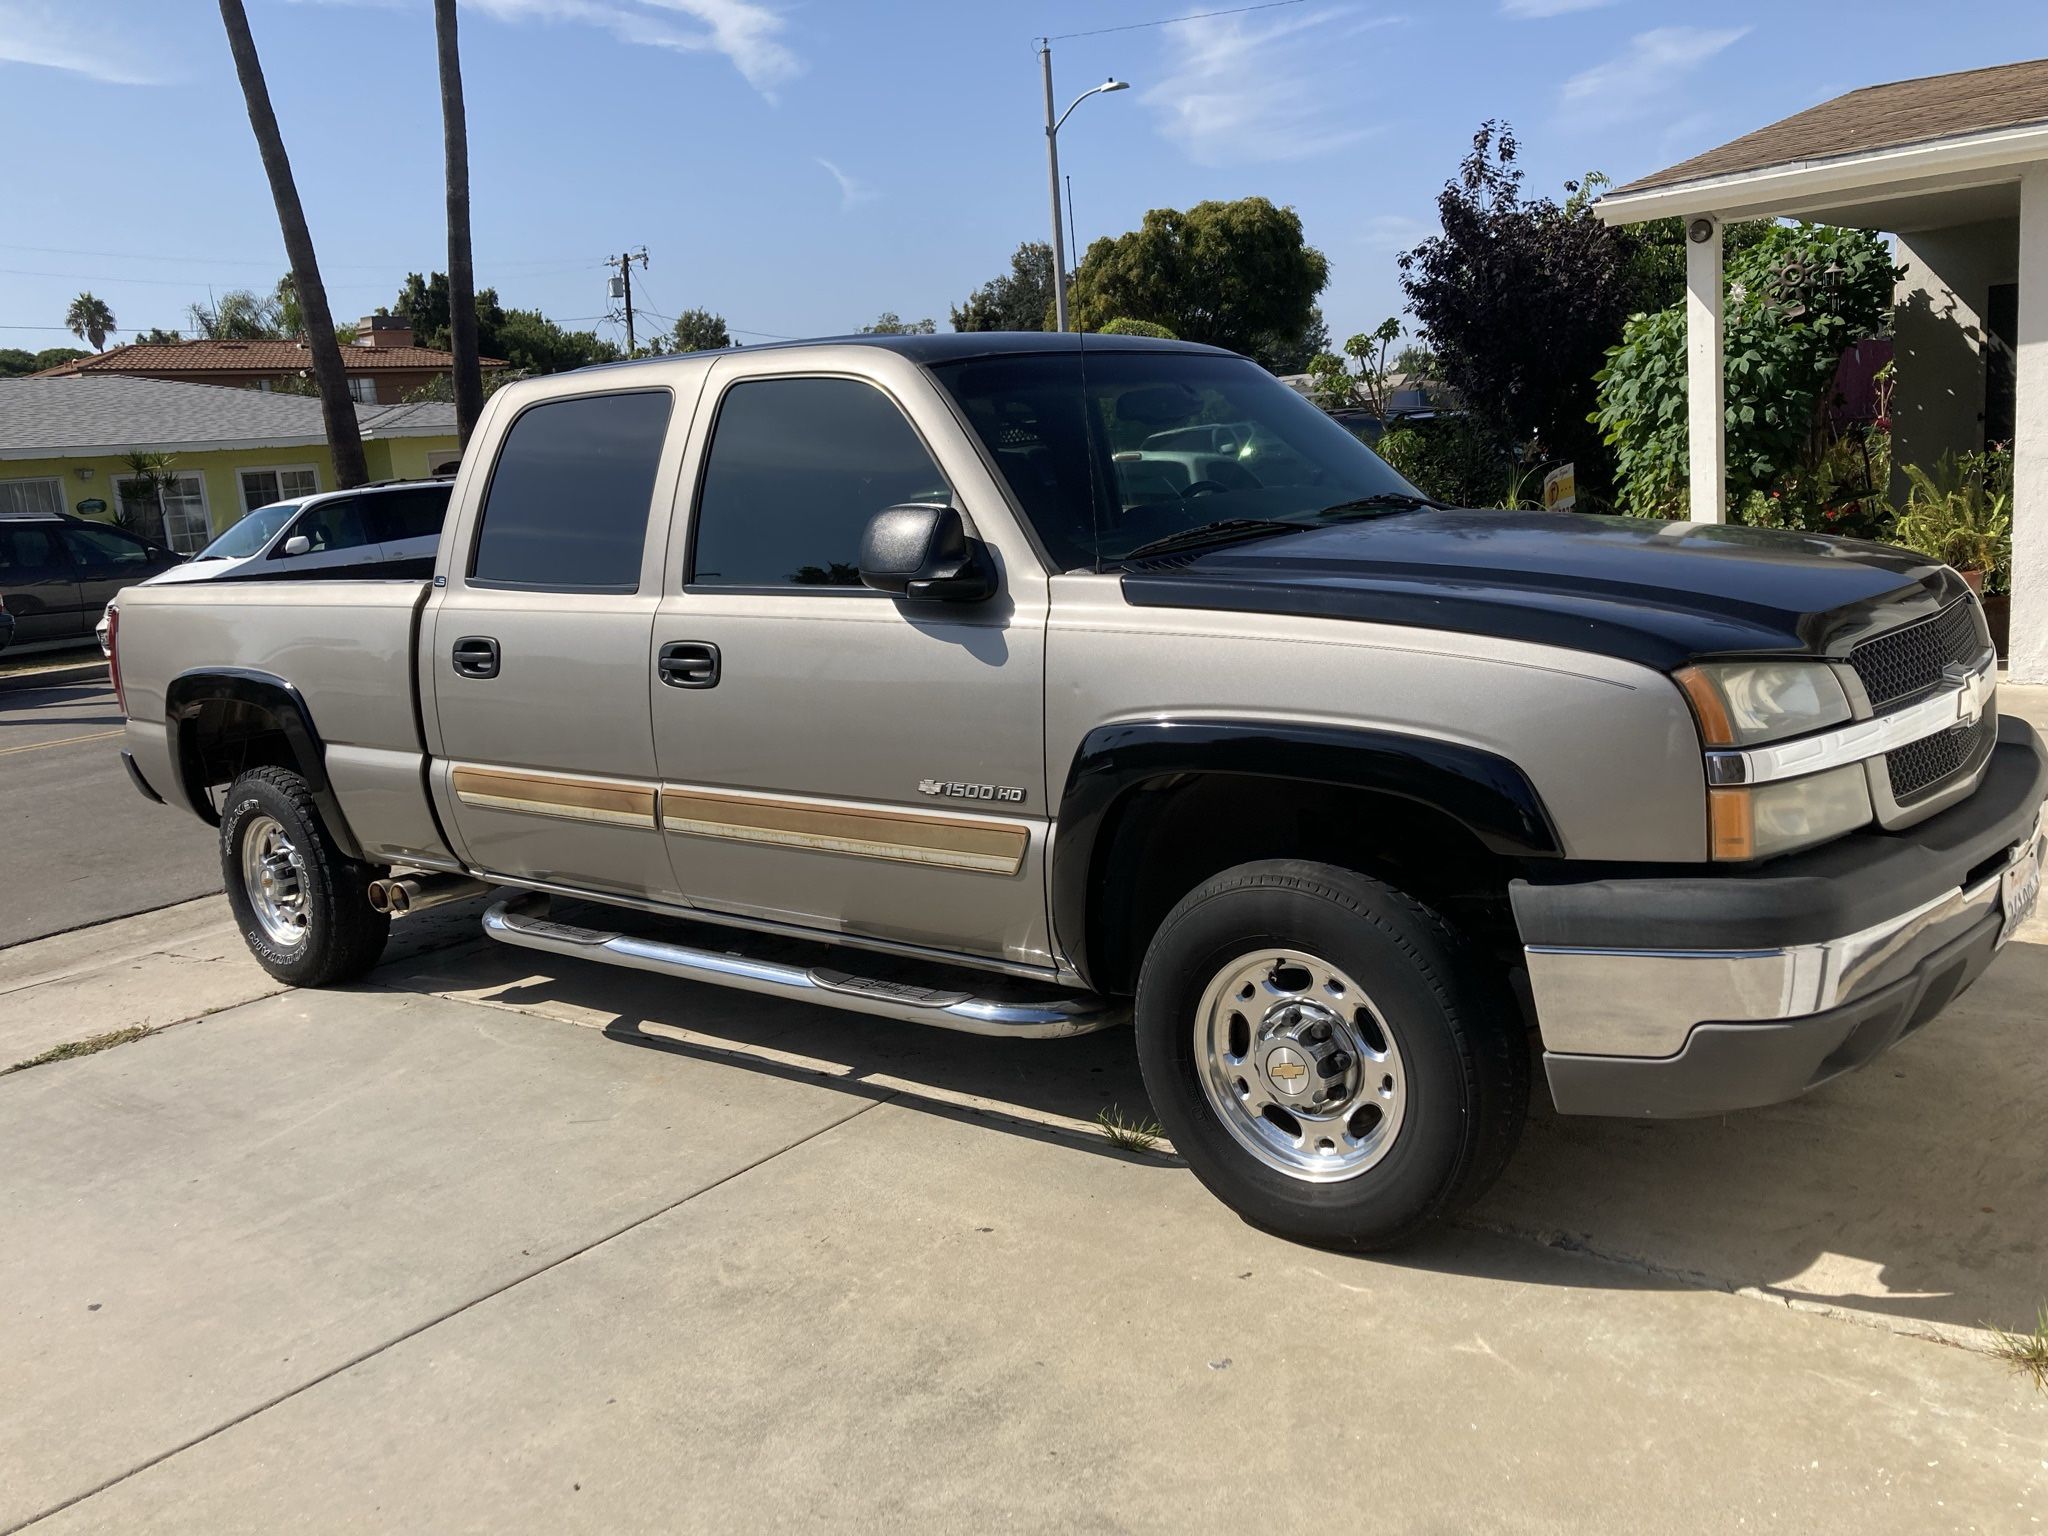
left=1134, top=859, right=1527, bottom=1251
left=219, top=766, right=389, bottom=987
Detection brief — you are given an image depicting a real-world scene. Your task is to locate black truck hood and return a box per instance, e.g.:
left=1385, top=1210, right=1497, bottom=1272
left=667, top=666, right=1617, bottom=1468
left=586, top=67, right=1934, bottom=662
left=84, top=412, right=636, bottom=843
left=1118, top=509, right=1966, bottom=671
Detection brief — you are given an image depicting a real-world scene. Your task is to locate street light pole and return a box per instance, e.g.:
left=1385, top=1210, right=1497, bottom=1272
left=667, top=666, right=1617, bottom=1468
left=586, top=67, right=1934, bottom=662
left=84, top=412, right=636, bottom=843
left=1040, top=41, right=1069, bottom=333
left=1038, top=40, right=1128, bottom=334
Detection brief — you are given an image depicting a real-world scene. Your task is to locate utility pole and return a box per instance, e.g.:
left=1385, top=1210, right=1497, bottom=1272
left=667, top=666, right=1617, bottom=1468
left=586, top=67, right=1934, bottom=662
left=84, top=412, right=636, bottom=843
left=607, top=247, right=649, bottom=354
left=1039, top=40, right=1067, bottom=332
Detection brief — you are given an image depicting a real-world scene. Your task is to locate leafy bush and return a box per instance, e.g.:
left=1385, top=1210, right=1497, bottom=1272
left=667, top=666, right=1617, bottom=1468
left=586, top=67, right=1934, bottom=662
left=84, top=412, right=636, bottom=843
left=1592, top=223, right=1902, bottom=516
left=1376, top=417, right=1520, bottom=508
left=1892, top=447, right=2013, bottom=583
left=1097, top=317, right=1176, bottom=339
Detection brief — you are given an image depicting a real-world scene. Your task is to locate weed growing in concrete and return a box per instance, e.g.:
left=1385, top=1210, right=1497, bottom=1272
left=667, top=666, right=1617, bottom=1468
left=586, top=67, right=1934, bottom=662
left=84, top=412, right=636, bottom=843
left=1096, top=1104, right=1163, bottom=1154
left=1989, top=1305, right=2048, bottom=1391
left=4, top=1027, right=153, bottom=1075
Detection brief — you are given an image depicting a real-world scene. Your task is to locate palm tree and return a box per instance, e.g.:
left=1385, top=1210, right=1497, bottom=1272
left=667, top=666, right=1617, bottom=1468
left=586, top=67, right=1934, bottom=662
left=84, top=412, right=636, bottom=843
left=435, top=0, right=483, bottom=447
left=66, top=293, right=116, bottom=351
left=216, top=0, right=367, bottom=488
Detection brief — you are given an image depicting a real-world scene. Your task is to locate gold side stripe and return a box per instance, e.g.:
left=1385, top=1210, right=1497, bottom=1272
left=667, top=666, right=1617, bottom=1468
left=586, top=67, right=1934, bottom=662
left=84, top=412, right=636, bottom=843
left=660, top=786, right=1028, bottom=876
left=451, top=766, right=659, bottom=829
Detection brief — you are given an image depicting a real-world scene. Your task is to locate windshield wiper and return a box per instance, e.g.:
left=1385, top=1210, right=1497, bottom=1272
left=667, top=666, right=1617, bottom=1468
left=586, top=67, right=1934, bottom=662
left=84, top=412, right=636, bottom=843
left=1121, top=518, right=1316, bottom=562
left=1314, top=492, right=1440, bottom=516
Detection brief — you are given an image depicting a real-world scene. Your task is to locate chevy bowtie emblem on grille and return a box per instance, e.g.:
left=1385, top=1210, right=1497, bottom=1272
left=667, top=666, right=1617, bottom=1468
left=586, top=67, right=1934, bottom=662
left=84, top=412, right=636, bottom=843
left=918, top=779, right=1025, bottom=804
left=1943, top=661, right=1991, bottom=728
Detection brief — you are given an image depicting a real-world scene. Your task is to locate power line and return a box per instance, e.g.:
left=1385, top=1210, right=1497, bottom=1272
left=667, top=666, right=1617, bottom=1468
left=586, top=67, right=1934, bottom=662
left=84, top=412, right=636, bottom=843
left=1046, top=0, right=1304, bottom=42
left=0, top=241, right=607, bottom=274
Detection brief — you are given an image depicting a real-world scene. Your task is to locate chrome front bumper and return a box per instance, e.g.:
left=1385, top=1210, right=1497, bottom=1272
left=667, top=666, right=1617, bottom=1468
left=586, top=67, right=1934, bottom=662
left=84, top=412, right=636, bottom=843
left=1512, top=721, right=2048, bottom=1118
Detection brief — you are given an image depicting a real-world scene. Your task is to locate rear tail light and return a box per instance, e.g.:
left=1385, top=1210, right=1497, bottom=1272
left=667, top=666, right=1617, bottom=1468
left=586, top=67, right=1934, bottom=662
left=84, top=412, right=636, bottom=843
left=107, top=603, right=125, bottom=714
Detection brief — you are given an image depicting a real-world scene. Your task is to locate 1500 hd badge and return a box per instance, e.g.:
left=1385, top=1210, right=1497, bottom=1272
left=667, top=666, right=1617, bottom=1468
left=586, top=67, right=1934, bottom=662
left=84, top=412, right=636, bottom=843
left=918, top=779, right=1025, bottom=804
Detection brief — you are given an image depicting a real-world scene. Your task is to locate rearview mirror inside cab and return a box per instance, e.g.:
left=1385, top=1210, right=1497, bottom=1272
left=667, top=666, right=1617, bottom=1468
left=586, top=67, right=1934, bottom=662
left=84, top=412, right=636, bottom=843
left=858, top=503, right=996, bottom=602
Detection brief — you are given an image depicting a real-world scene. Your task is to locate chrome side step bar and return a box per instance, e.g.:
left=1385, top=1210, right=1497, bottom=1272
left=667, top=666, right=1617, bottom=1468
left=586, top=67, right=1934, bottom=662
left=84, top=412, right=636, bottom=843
left=481, top=894, right=1127, bottom=1039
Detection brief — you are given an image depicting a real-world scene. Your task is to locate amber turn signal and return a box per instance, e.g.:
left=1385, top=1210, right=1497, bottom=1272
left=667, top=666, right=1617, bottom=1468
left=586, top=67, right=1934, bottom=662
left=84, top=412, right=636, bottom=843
left=1674, top=666, right=1736, bottom=747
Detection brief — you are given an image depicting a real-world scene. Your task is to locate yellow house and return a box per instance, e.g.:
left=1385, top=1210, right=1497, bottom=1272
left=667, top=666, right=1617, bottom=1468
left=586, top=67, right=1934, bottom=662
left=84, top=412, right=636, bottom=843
left=0, top=375, right=464, bottom=552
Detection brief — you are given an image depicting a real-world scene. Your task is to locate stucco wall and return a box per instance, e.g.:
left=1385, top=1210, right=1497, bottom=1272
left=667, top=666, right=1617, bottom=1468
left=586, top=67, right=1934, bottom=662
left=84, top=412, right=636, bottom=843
left=0, top=433, right=461, bottom=546
left=1890, top=218, right=2019, bottom=500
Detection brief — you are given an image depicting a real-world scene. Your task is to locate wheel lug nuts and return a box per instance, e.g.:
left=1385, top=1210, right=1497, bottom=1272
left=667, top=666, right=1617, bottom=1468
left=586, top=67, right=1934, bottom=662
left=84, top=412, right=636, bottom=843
left=1306, top=1022, right=1332, bottom=1044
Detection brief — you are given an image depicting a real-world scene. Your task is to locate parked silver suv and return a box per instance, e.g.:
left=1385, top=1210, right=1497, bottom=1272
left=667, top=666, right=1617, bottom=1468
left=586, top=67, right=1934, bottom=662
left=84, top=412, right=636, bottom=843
left=107, top=335, right=2048, bottom=1248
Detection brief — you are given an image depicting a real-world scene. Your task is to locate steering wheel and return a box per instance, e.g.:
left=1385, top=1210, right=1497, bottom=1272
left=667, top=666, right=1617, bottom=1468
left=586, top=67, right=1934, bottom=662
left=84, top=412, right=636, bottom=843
left=1181, top=479, right=1229, bottom=499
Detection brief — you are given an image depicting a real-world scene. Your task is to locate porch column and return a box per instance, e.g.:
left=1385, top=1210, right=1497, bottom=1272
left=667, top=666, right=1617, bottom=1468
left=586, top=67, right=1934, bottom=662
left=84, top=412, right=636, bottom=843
left=2013, top=168, right=2048, bottom=684
left=1685, top=215, right=1726, bottom=523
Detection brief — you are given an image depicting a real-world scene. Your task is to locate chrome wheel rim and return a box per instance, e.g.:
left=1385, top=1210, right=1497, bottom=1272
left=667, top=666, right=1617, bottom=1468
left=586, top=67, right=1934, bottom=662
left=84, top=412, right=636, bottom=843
left=1194, top=949, right=1406, bottom=1182
left=239, top=814, right=310, bottom=949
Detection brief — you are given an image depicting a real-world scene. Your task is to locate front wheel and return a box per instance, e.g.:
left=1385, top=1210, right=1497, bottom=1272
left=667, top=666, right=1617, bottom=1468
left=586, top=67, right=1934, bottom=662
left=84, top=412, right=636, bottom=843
left=1134, top=860, right=1527, bottom=1250
left=220, top=766, right=389, bottom=987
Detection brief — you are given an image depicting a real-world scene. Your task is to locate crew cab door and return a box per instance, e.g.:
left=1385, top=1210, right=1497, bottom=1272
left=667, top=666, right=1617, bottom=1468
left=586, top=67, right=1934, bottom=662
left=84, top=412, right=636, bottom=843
left=649, top=348, right=1053, bottom=968
left=425, top=381, right=694, bottom=902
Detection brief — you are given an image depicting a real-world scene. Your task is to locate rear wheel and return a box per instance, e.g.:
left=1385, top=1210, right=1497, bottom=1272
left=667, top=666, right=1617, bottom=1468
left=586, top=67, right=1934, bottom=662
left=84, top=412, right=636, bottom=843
left=1134, top=859, right=1526, bottom=1250
left=220, top=766, right=389, bottom=986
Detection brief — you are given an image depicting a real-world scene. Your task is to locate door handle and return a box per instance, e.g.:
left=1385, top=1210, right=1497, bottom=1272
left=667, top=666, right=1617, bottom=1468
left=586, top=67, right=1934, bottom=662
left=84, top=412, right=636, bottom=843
left=452, top=635, right=500, bottom=679
left=658, top=640, right=720, bottom=689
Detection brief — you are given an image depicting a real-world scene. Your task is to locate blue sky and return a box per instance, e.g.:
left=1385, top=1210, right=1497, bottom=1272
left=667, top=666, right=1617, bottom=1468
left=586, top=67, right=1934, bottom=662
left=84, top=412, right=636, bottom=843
left=2, top=0, right=2045, bottom=355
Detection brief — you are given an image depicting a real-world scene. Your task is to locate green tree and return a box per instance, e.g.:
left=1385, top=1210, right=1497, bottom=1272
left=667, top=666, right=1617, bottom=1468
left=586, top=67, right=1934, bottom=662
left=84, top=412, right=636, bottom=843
left=189, top=287, right=287, bottom=339
left=0, top=348, right=40, bottom=376
left=860, top=312, right=936, bottom=335
left=30, top=347, right=88, bottom=372
left=133, top=328, right=185, bottom=345
left=669, top=308, right=732, bottom=351
left=951, top=241, right=1054, bottom=332
left=1066, top=196, right=1328, bottom=367
left=493, top=308, right=621, bottom=374
left=393, top=271, right=507, bottom=356
left=1592, top=223, right=1902, bottom=516
left=1306, top=316, right=1403, bottom=415
left=116, top=451, right=178, bottom=545
left=1399, top=123, right=1641, bottom=490
left=65, top=292, right=117, bottom=351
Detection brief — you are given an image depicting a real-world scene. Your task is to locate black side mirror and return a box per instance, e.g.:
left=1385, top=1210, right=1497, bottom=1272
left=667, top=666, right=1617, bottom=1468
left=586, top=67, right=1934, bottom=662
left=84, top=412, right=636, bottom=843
left=858, top=503, right=997, bottom=602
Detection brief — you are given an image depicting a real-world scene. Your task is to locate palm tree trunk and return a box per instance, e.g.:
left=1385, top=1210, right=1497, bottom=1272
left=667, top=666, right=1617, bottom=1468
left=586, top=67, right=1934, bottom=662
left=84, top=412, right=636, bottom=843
left=217, top=0, right=369, bottom=489
left=435, top=0, right=483, bottom=447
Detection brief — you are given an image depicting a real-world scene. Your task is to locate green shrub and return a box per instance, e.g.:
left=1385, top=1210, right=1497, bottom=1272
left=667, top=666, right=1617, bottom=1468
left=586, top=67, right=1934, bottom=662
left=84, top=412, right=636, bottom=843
left=1097, top=316, right=1176, bottom=339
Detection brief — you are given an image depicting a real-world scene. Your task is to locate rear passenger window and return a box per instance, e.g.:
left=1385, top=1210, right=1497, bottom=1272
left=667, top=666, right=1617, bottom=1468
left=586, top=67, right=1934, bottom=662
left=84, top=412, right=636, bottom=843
left=690, top=377, right=950, bottom=588
left=378, top=486, right=451, bottom=542
left=471, top=391, right=672, bottom=589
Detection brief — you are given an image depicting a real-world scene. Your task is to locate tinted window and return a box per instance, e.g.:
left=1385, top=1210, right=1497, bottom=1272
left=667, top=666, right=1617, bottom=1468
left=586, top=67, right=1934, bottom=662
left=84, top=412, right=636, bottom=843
left=472, top=391, right=672, bottom=589
left=0, top=525, right=64, bottom=573
left=373, top=485, right=451, bottom=543
left=200, top=503, right=299, bottom=560
left=691, top=377, right=950, bottom=588
left=931, top=351, right=1423, bottom=569
left=279, top=497, right=372, bottom=556
left=62, top=525, right=153, bottom=568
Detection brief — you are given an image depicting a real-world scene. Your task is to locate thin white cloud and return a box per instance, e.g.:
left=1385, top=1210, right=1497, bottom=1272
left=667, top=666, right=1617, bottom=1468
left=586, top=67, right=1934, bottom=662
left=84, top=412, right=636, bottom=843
left=1144, top=6, right=1379, bottom=166
left=814, top=157, right=874, bottom=211
left=462, top=0, right=798, bottom=97
left=1560, top=25, right=1748, bottom=125
left=1501, top=0, right=1619, bottom=17
left=1359, top=213, right=1435, bottom=251
left=0, top=1, right=159, bottom=84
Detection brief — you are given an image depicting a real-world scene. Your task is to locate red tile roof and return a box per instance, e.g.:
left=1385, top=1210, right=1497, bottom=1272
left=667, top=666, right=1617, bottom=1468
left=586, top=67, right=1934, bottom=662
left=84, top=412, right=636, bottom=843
left=1611, top=57, right=2048, bottom=198
left=35, top=338, right=507, bottom=377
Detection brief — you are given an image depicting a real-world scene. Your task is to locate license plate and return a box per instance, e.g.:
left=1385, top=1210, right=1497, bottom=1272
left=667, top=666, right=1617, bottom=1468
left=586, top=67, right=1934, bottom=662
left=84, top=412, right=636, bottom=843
left=1999, top=826, right=2045, bottom=948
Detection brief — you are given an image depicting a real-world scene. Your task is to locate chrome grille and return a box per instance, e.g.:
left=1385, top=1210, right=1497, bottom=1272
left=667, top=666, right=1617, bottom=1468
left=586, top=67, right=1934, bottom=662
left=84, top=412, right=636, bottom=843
left=1850, top=599, right=1983, bottom=712
left=1886, top=710, right=1995, bottom=804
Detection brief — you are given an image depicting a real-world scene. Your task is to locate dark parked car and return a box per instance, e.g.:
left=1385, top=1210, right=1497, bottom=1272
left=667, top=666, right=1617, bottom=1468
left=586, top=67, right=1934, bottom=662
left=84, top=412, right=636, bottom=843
left=0, top=513, right=182, bottom=650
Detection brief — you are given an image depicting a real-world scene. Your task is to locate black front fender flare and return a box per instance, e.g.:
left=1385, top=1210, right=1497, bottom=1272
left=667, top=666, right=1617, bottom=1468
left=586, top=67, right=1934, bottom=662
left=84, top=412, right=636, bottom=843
left=1050, top=718, right=1562, bottom=991
left=163, top=666, right=364, bottom=860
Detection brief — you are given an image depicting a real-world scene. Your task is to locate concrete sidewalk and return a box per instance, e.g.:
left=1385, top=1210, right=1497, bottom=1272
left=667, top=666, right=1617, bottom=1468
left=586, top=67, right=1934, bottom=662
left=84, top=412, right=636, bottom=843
left=2, top=901, right=2043, bottom=1532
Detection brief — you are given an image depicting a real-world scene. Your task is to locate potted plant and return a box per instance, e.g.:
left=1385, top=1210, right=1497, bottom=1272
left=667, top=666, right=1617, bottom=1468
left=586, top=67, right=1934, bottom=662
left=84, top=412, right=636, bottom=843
left=1893, top=450, right=2012, bottom=645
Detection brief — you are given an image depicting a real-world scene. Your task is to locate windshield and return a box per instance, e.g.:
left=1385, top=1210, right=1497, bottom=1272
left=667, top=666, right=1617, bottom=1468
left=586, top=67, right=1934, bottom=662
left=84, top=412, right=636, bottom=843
left=198, top=501, right=300, bottom=560
left=929, top=350, right=1426, bottom=568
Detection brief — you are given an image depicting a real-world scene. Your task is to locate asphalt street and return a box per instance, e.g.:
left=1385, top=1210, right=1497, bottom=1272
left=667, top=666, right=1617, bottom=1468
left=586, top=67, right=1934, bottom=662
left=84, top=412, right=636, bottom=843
left=0, top=678, right=222, bottom=948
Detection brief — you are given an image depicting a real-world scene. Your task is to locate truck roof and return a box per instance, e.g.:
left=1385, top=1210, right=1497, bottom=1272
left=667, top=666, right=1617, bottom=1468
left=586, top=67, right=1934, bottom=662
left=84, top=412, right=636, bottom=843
left=579, top=330, right=1235, bottom=376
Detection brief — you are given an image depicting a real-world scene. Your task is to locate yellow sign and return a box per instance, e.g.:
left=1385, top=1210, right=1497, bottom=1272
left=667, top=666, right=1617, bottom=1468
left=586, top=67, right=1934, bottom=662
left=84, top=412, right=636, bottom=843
left=1542, top=463, right=1576, bottom=512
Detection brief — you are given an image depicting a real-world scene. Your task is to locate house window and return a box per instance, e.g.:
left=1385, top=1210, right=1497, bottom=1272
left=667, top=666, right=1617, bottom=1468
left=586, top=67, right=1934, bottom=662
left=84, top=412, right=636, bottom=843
left=239, top=466, right=320, bottom=513
left=0, top=478, right=64, bottom=518
left=114, top=472, right=211, bottom=553
left=347, top=376, right=379, bottom=404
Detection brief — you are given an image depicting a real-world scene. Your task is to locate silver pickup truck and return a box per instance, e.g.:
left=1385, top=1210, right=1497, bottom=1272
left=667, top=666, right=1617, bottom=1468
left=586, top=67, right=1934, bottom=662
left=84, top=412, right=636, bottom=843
left=111, top=334, right=2048, bottom=1249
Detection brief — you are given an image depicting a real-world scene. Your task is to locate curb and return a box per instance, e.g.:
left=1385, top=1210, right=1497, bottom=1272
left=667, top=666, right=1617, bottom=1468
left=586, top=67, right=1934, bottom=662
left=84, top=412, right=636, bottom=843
left=0, top=660, right=106, bottom=694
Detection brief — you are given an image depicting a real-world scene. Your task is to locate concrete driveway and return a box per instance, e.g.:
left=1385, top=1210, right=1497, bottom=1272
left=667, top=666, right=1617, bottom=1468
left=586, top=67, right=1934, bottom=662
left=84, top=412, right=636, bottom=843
left=2, top=886, right=2043, bottom=1532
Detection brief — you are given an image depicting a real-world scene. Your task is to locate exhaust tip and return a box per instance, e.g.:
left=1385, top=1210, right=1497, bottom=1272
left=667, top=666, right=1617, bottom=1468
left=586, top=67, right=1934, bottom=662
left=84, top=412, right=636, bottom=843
left=387, top=885, right=411, bottom=915
left=366, top=880, right=392, bottom=914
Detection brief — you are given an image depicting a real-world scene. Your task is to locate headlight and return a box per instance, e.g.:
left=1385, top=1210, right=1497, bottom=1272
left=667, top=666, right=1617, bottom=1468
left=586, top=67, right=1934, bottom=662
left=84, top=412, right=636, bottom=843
left=1676, top=661, right=1852, bottom=747
left=1709, top=763, right=1873, bottom=860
